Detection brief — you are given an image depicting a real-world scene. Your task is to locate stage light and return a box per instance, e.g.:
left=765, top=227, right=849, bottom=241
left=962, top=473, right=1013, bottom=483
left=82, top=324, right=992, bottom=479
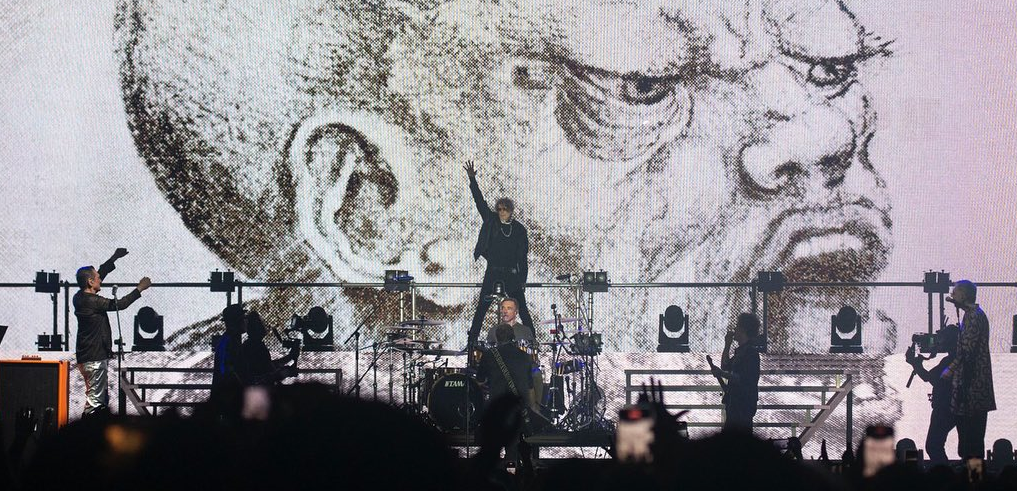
left=209, top=270, right=235, bottom=292
left=657, top=305, right=689, bottom=353
left=830, top=306, right=863, bottom=353
left=756, top=271, right=786, bottom=293
left=133, top=306, right=165, bottom=351
left=895, top=438, right=919, bottom=462
left=923, top=271, right=951, bottom=294
left=34, top=271, right=61, bottom=293
left=35, top=334, right=63, bottom=352
left=34, top=271, right=64, bottom=350
left=582, top=270, right=609, bottom=293
left=384, top=269, right=412, bottom=292
left=292, top=306, right=334, bottom=351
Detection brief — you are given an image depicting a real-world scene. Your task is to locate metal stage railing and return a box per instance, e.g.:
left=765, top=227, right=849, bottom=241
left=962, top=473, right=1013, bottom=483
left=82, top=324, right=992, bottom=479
left=117, top=366, right=343, bottom=415
left=624, top=369, right=856, bottom=445
left=7, top=276, right=1017, bottom=354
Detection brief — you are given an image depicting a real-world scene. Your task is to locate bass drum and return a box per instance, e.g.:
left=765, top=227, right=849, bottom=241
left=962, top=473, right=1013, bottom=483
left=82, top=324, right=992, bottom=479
left=427, top=373, right=484, bottom=432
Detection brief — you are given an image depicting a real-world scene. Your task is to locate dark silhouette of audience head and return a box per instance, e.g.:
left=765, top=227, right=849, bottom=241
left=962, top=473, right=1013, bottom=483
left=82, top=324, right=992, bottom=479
left=8, top=381, right=1015, bottom=491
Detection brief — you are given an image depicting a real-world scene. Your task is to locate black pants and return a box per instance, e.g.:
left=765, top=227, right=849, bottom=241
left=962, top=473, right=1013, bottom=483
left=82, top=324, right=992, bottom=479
left=956, top=411, right=989, bottom=460
left=925, top=405, right=955, bottom=464
left=723, top=402, right=756, bottom=432
left=468, top=267, right=533, bottom=349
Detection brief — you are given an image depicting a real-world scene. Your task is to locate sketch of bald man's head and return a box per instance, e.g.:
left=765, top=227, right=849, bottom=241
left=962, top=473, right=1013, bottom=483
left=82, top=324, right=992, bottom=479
left=113, top=0, right=890, bottom=349
left=115, top=1, right=431, bottom=277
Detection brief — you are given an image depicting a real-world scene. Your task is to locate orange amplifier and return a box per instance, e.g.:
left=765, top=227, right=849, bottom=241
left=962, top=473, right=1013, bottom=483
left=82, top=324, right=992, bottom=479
left=0, top=359, right=71, bottom=446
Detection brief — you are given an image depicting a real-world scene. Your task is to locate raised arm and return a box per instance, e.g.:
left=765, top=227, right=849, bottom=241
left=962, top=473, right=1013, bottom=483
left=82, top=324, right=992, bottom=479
left=720, top=331, right=735, bottom=371
left=465, top=161, right=491, bottom=218
left=97, top=248, right=129, bottom=280
left=104, top=277, right=151, bottom=311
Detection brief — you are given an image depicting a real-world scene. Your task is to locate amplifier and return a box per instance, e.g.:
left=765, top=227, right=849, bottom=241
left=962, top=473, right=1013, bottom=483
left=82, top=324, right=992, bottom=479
left=0, top=359, right=70, bottom=450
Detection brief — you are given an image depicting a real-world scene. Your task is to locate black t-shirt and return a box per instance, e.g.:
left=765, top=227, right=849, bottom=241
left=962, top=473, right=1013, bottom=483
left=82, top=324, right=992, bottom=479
left=477, top=344, right=534, bottom=405
left=73, top=289, right=141, bottom=363
left=929, top=355, right=954, bottom=410
left=486, top=221, right=524, bottom=269
left=725, top=344, right=761, bottom=410
left=239, top=339, right=275, bottom=385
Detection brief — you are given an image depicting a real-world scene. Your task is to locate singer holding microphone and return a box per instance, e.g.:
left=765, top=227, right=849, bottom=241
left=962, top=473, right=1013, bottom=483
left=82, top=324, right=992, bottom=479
left=464, top=161, right=534, bottom=353
left=942, top=280, right=996, bottom=460
left=73, top=248, right=151, bottom=416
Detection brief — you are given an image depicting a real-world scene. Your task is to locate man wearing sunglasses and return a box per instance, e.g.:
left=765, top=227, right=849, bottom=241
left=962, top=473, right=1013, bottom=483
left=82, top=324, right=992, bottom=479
left=465, top=161, right=534, bottom=354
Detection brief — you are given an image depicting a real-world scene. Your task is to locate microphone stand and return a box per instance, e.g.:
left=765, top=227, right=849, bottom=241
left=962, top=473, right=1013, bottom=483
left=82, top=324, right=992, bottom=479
left=344, top=305, right=378, bottom=398
left=112, top=285, right=125, bottom=414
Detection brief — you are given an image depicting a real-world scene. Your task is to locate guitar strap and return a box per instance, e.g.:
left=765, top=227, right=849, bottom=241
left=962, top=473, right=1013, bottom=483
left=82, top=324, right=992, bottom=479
left=492, top=347, right=535, bottom=435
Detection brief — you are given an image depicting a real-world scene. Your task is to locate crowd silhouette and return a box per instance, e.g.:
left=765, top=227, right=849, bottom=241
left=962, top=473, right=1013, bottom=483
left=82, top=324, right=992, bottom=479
left=1, top=381, right=1015, bottom=491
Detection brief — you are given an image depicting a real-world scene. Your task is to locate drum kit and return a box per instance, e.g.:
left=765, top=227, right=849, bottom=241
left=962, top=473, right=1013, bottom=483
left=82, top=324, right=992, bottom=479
left=356, top=306, right=607, bottom=434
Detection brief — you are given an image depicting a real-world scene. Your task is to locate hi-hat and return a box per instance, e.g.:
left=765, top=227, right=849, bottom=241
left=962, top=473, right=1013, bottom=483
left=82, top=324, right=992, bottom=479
left=419, top=349, right=466, bottom=356
left=400, top=318, right=445, bottom=326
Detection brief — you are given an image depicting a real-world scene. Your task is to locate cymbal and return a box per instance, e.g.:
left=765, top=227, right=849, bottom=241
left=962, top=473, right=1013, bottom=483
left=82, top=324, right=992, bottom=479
left=537, top=317, right=579, bottom=325
left=419, top=349, right=466, bottom=356
left=400, top=319, right=445, bottom=326
left=383, top=326, right=422, bottom=331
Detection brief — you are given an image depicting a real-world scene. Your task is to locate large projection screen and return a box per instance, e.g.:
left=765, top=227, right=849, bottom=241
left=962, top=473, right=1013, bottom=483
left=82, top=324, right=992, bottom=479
left=2, top=1, right=1016, bottom=459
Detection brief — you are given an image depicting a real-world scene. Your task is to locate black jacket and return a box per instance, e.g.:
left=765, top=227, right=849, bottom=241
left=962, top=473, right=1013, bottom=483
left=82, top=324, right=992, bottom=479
left=73, top=258, right=142, bottom=363
left=912, top=354, right=954, bottom=410
left=469, top=174, right=528, bottom=283
left=477, top=344, right=534, bottom=406
left=723, top=344, right=760, bottom=412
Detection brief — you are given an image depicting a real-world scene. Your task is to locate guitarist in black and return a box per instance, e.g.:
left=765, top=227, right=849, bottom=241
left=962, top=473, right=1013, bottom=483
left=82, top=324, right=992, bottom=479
left=708, top=313, right=762, bottom=432
left=477, top=323, right=537, bottom=463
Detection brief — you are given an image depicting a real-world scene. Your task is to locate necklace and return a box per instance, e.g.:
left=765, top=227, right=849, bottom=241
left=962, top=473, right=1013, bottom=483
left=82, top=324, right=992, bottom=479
left=499, top=221, right=513, bottom=237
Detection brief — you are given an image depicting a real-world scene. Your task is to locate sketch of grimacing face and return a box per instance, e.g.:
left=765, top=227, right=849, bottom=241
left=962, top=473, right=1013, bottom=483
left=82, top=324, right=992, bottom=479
left=116, top=0, right=894, bottom=353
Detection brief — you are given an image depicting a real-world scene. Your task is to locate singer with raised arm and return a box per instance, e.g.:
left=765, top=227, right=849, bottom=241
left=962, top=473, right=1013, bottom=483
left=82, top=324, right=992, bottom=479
left=464, top=161, right=534, bottom=353
left=707, top=313, right=761, bottom=432
left=73, top=248, right=151, bottom=416
left=943, top=280, right=996, bottom=460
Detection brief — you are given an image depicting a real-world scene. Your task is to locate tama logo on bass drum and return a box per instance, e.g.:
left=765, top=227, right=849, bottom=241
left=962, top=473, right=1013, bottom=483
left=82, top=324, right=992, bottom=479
left=445, top=380, right=466, bottom=388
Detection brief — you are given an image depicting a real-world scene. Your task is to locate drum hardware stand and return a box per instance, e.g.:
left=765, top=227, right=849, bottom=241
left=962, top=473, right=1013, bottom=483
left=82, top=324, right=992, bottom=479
left=343, top=305, right=378, bottom=398
left=389, top=360, right=395, bottom=402
left=348, top=342, right=385, bottom=400
left=372, top=342, right=379, bottom=401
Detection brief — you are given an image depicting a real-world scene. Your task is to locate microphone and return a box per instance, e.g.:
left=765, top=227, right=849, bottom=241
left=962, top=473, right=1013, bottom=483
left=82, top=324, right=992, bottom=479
left=111, top=285, right=118, bottom=296
left=555, top=274, right=572, bottom=282
left=945, top=296, right=957, bottom=305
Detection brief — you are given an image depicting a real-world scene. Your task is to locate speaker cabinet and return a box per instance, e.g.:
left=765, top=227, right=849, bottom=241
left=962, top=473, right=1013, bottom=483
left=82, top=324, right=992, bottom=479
left=0, top=359, right=70, bottom=449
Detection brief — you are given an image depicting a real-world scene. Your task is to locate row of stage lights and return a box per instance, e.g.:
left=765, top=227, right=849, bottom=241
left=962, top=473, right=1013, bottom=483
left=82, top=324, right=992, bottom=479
left=23, top=269, right=1017, bottom=354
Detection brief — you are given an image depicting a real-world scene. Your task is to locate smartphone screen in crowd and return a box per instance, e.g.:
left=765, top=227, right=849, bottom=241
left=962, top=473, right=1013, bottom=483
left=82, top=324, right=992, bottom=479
left=616, top=405, right=655, bottom=463
left=862, top=425, right=895, bottom=478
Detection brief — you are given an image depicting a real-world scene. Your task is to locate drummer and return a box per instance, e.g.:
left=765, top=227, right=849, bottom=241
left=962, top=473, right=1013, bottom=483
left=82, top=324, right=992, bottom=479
left=484, top=297, right=536, bottom=347
left=483, top=297, right=544, bottom=410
